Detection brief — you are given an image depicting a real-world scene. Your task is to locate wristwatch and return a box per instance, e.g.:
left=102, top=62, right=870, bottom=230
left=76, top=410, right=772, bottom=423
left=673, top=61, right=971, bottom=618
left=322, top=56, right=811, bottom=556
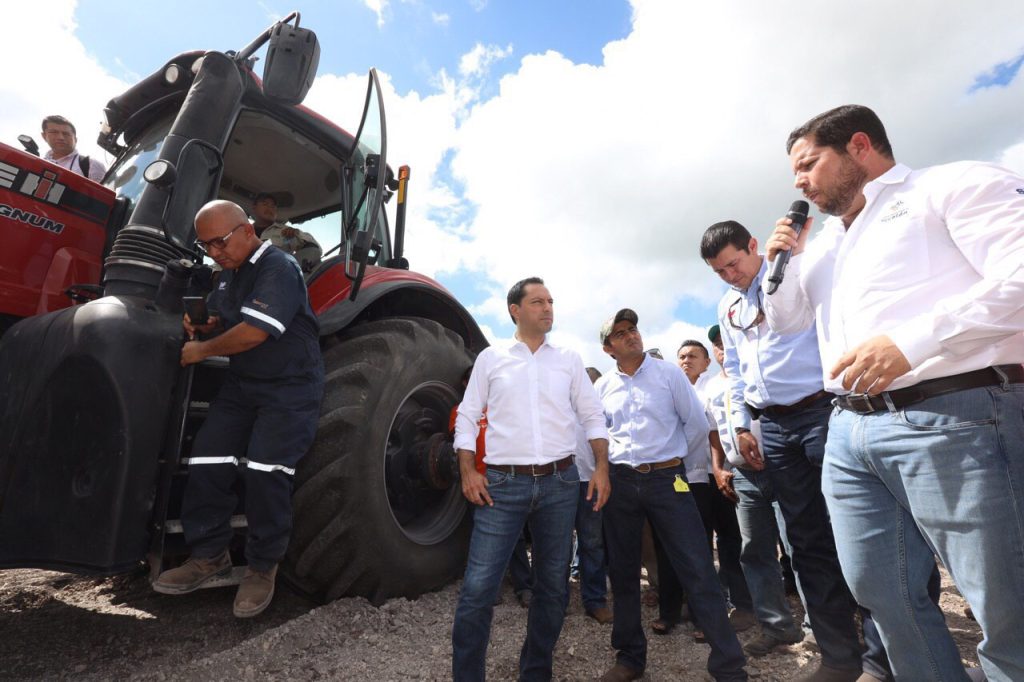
left=734, top=427, right=751, bottom=436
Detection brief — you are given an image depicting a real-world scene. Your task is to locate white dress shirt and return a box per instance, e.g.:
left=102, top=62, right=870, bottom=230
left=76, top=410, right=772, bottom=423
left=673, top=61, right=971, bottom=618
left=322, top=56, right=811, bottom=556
left=43, top=149, right=107, bottom=183
left=595, top=354, right=707, bottom=467
left=575, top=424, right=596, bottom=482
left=454, top=337, right=606, bottom=465
left=764, top=161, right=1024, bottom=394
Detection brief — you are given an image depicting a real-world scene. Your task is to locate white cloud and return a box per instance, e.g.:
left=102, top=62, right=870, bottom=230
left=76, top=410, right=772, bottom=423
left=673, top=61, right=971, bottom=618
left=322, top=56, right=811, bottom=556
left=1, top=1, right=129, bottom=166
left=468, top=0, right=488, bottom=11
left=9, top=0, right=1024, bottom=370
left=458, top=43, right=513, bottom=78
left=363, top=0, right=389, bottom=28
left=432, top=11, right=450, bottom=27
left=438, top=0, right=1024, bottom=362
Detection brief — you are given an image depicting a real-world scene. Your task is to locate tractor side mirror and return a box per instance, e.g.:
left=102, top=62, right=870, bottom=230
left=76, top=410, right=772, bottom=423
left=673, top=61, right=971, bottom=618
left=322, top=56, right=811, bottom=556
left=262, top=23, right=320, bottom=105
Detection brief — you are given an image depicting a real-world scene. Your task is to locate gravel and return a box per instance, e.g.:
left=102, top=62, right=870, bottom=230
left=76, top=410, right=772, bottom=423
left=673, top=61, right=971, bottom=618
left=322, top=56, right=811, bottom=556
left=0, top=567, right=982, bottom=680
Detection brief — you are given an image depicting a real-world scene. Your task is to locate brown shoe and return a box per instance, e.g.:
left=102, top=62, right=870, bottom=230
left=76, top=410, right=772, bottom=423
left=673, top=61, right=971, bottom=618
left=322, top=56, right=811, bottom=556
left=587, top=606, right=614, bottom=624
left=728, top=608, right=758, bottom=632
left=233, top=565, right=277, bottom=618
left=600, top=662, right=643, bottom=681
left=152, top=552, right=232, bottom=594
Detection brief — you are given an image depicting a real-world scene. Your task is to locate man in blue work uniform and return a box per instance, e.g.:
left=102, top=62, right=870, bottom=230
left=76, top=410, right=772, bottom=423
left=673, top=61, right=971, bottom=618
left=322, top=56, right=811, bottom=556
left=153, top=199, right=324, bottom=619
left=595, top=308, right=746, bottom=682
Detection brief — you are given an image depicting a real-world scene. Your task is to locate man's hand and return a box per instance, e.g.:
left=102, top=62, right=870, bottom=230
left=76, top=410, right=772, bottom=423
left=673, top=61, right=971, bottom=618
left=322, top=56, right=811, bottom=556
left=736, top=431, right=764, bottom=471
left=830, top=335, right=912, bottom=395
left=181, top=340, right=207, bottom=367
left=587, top=464, right=611, bottom=512
left=461, top=468, right=493, bottom=506
left=183, top=313, right=220, bottom=341
left=766, top=215, right=814, bottom=263
left=713, top=468, right=738, bottom=504
left=457, top=449, right=492, bottom=506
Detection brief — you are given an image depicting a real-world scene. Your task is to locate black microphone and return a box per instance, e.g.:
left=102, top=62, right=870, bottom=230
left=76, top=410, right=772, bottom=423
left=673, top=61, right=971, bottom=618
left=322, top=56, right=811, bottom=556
left=765, top=200, right=809, bottom=295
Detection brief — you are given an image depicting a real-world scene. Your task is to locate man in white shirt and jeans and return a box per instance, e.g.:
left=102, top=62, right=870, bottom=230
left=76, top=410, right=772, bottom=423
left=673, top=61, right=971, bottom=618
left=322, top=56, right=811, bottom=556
left=766, top=104, right=1024, bottom=681
left=452, top=277, right=610, bottom=682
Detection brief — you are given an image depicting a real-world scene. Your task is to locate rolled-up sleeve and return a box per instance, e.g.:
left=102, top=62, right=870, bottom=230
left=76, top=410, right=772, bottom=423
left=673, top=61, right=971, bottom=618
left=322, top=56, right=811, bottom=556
left=454, top=349, right=491, bottom=452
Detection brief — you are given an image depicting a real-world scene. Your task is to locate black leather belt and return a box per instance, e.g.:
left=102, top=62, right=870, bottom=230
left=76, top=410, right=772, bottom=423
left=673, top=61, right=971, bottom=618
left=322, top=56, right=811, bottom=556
left=835, top=365, right=1024, bottom=415
left=614, top=457, right=681, bottom=474
left=747, top=390, right=832, bottom=420
left=488, top=455, right=574, bottom=476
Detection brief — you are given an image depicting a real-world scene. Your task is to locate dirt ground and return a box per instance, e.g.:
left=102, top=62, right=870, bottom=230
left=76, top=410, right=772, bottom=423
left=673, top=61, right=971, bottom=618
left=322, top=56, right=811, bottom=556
left=0, top=565, right=983, bottom=681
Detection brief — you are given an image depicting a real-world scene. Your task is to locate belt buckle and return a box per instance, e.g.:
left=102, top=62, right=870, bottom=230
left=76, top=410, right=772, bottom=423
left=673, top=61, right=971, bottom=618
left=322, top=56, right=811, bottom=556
left=845, top=393, right=875, bottom=413
left=634, top=463, right=652, bottom=473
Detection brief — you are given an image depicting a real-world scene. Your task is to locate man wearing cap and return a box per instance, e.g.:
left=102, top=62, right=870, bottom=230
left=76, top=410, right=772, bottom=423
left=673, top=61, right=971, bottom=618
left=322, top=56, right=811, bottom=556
left=452, top=276, right=610, bottom=682
left=701, top=221, right=865, bottom=682
left=595, top=308, right=746, bottom=682
left=251, top=192, right=323, bottom=273
left=765, top=104, right=1024, bottom=680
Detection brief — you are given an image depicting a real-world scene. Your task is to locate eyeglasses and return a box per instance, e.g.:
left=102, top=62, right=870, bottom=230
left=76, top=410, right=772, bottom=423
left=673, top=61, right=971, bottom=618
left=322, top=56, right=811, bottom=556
left=726, top=286, right=764, bottom=331
left=195, top=223, right=245, bottom=254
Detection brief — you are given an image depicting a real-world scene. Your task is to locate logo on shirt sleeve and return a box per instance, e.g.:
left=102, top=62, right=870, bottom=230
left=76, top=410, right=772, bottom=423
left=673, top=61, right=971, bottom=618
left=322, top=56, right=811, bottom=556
left=251, top=298, right=270, bottom=310
left=1015, top=188, right=1024, bottom=195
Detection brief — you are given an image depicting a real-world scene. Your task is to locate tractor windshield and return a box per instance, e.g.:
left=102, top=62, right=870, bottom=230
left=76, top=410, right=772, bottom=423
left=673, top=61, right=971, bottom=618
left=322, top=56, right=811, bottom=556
left=104, top=113, right=176, bottom=215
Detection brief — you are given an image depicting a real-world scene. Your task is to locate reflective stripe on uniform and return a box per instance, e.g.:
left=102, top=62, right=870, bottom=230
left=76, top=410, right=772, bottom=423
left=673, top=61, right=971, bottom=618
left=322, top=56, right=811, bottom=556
left=184, top=456, right=241, bottom=465
left=246, top=460, right=296, bottom=476
left=241, top=306, right=285, bottom=333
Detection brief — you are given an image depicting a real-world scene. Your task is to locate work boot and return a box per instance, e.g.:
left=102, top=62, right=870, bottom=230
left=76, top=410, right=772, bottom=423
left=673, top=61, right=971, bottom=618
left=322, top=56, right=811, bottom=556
left=152, top=552, right=232, bottom=594
left=233, top=565, right=278, bottom=618
left=586, top=605, right=614, bottom=624
left=743, top=629, right=803, bottom=657
left=599, top=662, right=643, bottom=681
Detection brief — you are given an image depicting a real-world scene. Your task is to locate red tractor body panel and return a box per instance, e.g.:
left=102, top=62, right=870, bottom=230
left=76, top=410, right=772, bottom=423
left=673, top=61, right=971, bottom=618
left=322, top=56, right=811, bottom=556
left=308, top=264, right=452, bottom=315
left=0, top=143, right=114, bottom=317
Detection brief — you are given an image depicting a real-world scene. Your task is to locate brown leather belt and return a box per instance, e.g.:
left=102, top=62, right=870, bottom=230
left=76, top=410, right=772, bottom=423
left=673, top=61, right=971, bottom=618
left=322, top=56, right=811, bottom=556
left=748, top=390, right=832, bottom=420
left=835, top=364, right=1024, bottom=415
left=488, top=455, right=575, bottom=477
left=614, top=457, right=682, bottom=474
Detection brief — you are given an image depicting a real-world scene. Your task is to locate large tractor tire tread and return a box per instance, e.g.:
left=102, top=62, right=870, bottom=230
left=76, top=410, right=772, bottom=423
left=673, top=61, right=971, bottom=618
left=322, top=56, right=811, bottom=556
left=284, top=317, right=474, bottom=604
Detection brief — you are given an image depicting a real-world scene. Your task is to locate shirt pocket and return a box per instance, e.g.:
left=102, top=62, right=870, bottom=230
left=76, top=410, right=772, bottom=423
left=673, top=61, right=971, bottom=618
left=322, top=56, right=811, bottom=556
left=847, top=206, right=932, bottom=292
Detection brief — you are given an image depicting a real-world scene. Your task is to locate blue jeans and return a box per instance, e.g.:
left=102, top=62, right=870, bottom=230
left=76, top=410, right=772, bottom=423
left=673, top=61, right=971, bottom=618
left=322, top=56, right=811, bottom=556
left=757, top=400, right=862, bottom=671
left=603, top=463, right=747, bottom=680
left=824, top=384, right=1024, bottom=682
left=575, top=481, right=608, bottom=611
left=731, top=470, right=802, bottom=639
left=452, top=464, right=580, bottom=681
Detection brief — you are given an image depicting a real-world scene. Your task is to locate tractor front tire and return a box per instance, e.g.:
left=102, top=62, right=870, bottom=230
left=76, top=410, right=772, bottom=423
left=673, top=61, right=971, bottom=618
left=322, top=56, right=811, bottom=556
left=284, top=317, right=474, bottom=604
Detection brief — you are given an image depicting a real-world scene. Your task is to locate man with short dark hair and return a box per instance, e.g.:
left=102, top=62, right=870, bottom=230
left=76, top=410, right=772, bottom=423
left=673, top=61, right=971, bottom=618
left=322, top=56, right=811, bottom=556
left=153, top=200, right=324, bottom=619
left=251, top=192, right=322, bottom=273
left=452, top=276, right=610, bottom=681
left=766, top=103, right=1024, bottom=680
left=701, top=220, right=864, bottom=682
left=595, top=308, right=746, bottom=682
left=40, top=115, right=106, bottom=182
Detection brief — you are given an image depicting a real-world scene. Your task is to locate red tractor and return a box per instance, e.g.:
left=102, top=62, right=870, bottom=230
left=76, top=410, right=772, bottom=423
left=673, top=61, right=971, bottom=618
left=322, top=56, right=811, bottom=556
left=0, top=13, right=484, bottom=604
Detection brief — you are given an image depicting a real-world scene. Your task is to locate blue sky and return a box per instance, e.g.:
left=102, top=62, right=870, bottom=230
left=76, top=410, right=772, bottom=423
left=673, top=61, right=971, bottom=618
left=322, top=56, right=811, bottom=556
left=5, top=1, right=1024, bottom=369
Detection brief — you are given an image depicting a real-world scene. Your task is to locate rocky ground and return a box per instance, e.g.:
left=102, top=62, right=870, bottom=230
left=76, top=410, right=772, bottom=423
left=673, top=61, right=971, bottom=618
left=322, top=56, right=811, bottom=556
left=0, top=567, right=982, bottom=681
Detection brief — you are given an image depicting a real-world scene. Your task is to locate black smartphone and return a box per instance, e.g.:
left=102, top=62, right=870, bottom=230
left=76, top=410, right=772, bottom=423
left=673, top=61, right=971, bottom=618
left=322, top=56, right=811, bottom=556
left=182, top=296, right=209, bottom=325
